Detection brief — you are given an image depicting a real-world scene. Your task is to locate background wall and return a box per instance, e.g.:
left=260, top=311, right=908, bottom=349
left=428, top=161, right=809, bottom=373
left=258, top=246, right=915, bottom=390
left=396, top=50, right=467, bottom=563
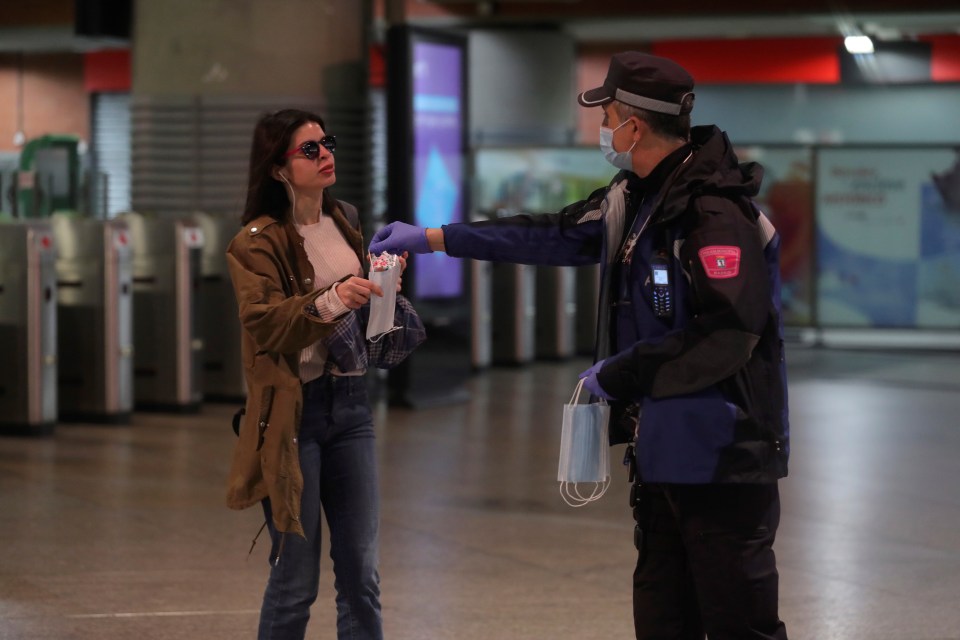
left=468, top=29, right=576, bottom=146
left=694, top=84, right=960, bottom=145
left=0, top=53, right=88, bottom=153
left=129, top=0, right=371, bottom=216
left=573, top=42, right=960, bottom=146
left=132, top=0, right=367, bottom=99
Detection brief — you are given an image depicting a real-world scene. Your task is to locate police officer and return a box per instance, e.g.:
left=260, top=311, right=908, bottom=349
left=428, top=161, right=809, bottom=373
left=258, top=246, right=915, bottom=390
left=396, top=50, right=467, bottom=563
left=370, top=51, right=789, bottom=640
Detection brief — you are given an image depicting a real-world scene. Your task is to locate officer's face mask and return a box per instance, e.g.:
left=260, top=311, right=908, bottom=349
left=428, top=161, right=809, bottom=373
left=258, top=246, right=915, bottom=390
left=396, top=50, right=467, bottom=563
left=599, top=119, right=637, bottom=172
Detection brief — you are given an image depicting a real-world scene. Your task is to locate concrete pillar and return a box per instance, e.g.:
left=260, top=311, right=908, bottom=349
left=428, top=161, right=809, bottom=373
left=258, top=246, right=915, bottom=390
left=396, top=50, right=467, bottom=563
left=129, top=0, right=371, bottom=216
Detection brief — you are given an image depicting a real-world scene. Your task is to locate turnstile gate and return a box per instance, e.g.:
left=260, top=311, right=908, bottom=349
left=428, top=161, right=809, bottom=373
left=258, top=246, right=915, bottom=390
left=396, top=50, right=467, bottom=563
left=0, top=221, right=58, bottom=434
left=51, top=214, right=133, bottom=422
left=470, top=260, right=493, bottom=369
left=194, top=212, right=244, bottom=401
left=575, top=264, right=601, bottom=355
left=119, top=212, right=204, bottom=412
left=490, top=263, right=536, bottom=365
left=535, top=266, right=577, bottom=359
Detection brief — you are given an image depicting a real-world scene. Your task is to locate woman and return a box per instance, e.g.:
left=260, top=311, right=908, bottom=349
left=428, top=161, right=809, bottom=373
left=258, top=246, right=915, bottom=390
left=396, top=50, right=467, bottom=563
left=225, top=109, right=398, bottom=640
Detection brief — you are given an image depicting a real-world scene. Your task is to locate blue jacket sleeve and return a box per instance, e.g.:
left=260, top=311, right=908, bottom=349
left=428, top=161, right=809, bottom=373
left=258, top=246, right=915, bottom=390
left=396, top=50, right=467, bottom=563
left=441, top=186, right=609, bottom=267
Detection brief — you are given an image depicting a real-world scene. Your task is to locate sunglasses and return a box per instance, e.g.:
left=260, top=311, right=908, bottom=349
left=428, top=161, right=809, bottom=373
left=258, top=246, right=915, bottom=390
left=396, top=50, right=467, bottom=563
left=284, top=135, right=336, bottom=160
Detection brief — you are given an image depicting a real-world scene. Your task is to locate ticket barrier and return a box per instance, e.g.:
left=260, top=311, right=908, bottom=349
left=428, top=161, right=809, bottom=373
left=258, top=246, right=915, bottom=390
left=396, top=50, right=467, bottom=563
left=575, top=264, right=601, bottom=355
left=470, top=259, right=493, bottom=369
left=0, top=221, right=58, bottom=434
left=119, top=212, right=204, bottom=412
left=1, top=171, right=14, bottom=219
left=51, top=214, right=133, bottom=423
left=535, top=266, right=576, bottom=359
left=490, top=262, right=536, bottom=365
left=194, top=212, right=244, bottom=401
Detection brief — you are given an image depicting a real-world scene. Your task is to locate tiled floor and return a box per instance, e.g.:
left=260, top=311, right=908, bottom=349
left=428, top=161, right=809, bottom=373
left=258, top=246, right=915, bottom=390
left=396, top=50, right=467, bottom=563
left=2, top=347, right=959, bottom=639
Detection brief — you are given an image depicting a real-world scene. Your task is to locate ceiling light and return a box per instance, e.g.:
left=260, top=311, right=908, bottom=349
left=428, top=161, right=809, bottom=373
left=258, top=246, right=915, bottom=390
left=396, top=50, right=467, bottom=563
left=844, top=35, right=875, bottom=54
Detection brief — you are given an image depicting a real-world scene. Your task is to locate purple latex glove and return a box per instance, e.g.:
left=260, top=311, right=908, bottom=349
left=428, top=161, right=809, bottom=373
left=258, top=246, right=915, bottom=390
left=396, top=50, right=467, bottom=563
left=369, top=221, right=431, bottom=256
left=579, top=359, right=614, bottom=400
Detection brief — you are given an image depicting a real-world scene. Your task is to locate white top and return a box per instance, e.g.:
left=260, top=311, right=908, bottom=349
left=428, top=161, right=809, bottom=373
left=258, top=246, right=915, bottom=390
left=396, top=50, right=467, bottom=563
left=296, top=213, right=363, bottom=382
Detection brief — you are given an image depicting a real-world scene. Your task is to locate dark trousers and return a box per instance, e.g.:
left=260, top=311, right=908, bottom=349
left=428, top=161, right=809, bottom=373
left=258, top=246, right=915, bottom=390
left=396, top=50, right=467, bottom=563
left=632, top=483, right=788, bottom=640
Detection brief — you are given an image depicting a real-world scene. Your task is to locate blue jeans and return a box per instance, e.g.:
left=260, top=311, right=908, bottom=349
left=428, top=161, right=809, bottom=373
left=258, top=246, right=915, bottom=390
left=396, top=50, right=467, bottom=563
left=258, top=375, right=382, bottom=640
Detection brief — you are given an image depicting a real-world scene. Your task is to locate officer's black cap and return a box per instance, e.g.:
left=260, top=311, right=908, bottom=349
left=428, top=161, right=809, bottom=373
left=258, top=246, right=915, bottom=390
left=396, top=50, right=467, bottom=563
left=578, top=52, right=695, bottom=116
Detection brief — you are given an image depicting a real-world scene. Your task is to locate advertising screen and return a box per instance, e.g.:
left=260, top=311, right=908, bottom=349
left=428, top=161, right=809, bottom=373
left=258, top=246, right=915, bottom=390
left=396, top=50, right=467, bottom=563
left=385, top=26, right=471, bottom=407
left=411, top=40, right=465, bottom=299
left=816, top=147, right=960, bottom=328
left=473, top=148, right=610, bottom=215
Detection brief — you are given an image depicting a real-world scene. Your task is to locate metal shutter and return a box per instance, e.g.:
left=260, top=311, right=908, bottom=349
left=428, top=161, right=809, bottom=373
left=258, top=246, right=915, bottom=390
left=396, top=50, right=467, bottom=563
left=92, top=92, right=132, bottom=218
left=130, top=97, right=370, bottom=219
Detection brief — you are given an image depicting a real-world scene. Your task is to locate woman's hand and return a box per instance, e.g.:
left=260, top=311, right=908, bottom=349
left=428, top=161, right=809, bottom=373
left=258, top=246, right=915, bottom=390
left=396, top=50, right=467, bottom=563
left=336, top=276, right=383, bottom=310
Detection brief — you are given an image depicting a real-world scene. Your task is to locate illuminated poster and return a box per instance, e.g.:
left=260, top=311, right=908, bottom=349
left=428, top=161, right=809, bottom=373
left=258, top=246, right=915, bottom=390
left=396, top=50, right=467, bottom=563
left=816, top=148, right=960, bottom=328
left=736, top=146, right=814, bottom=326
left=412, top=41, right=464, bottom=298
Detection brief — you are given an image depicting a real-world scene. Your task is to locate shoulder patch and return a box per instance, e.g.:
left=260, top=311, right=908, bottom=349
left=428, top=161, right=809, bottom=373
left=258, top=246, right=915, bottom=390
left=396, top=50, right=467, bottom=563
left=698, top=245, right=741, bottom=279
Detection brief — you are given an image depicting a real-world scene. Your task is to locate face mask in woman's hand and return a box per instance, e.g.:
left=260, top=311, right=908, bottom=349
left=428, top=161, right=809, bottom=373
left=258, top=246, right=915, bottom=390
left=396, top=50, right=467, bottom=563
left=366, top=253, right=402, bottom=342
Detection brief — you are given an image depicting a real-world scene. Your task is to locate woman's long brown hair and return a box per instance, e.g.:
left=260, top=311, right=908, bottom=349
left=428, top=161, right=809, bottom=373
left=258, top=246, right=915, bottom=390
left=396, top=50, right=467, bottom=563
left=241, top=108, right=338, bottom=226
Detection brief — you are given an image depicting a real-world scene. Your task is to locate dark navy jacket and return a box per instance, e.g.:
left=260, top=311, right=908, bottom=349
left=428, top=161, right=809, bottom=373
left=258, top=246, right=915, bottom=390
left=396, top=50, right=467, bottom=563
left=443, top=125, right=789, bottom=484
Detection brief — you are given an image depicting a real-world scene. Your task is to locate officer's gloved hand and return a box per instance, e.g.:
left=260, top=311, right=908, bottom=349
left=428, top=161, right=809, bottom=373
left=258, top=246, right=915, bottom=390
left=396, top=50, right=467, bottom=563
left=369, top=222, right=431, bottom=256
left=579, top=359, right=614, bottom=400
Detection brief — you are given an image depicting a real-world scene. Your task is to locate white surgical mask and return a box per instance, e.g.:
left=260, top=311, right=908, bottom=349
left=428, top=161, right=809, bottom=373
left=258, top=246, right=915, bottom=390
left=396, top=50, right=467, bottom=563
left=599, top=119, right=637, bottom=172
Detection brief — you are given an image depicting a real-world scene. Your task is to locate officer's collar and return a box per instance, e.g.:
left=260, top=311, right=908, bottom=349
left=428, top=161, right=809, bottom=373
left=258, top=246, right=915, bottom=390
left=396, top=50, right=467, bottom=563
left=631, top=142, right=694, bottom=194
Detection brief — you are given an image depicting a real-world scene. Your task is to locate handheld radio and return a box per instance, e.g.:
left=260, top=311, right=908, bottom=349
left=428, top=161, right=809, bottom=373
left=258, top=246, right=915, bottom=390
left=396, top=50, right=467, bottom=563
left=650, top=255, right=673, bottom=319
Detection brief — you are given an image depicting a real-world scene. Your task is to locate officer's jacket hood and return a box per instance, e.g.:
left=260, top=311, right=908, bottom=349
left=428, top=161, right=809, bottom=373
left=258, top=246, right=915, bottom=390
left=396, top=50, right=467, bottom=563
left=646, top=124, right=764, bottom=226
